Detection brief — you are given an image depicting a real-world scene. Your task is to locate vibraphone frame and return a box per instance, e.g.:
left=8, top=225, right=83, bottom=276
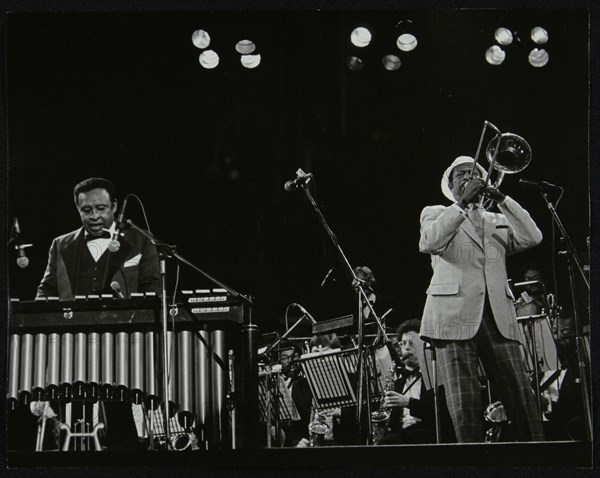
left=7, top=296, right=258, bottom=451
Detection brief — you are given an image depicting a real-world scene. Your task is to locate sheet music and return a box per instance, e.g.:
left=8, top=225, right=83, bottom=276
left=258, top=372, right=300, bottom=422
left=299, top=350, right=356, bottom=409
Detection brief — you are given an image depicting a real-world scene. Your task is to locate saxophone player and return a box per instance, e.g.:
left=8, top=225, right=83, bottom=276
left=378, top=320, right=455, bottom=444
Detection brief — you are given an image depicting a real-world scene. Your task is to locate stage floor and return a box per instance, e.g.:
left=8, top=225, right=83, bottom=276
left=5, top=440, right=592, bottom=468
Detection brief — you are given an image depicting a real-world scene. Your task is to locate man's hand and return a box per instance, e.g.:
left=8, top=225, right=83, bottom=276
left=296, top=438, right=310, bottom=448
left=457, top=177, right=486, bottom=208
left=481, top=185, right=506, bottom=204
left=384, top=390, right=410, bottom=408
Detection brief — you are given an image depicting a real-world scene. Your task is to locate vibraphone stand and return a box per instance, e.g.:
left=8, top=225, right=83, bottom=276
left=122, top=218, right=255, bottom=449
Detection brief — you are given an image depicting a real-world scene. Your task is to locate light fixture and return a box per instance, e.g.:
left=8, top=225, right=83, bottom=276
left=240, top=54, right=261, bottom=69
left=236, top=39, right=256, bottom=55
left=382, top=55, right=401, bottom=71
left=346, top=56, right=364, bottom=71
left=396, top=33, right=417, bottom=52
left=494, top=27, right=514, bottom=46
left=485, top=45, right=506, bottom=65
left=528, top=48, right=549, bottom=67
left=531, top=26, right=549, bottom=45
left=192, top=29, right=211, bottom=49
left=199, top=50, right=219, bottom=69
left=350, top=27, right=372, bottom=47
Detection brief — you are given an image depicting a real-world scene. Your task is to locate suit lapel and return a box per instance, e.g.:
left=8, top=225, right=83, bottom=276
left=105, top=233, right=133, bottom=283
left=62, top=229, right=84, bottom=294
left=460, top=218, right=484, bottom=251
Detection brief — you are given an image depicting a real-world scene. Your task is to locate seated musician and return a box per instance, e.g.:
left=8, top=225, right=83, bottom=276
left=353, top=266, right=402, bottom=335
left=37, top=177, right=160, bottom=299
left=514, top=263, right=561, bottom=374
left=292, top=333, right=358, bottom=447
left=514, top=263, right=546, bottom=316
left=377, top=320, right=455, bottom=444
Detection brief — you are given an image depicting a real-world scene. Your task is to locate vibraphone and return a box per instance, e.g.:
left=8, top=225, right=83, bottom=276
left=8, top=290, right=247, bottom=451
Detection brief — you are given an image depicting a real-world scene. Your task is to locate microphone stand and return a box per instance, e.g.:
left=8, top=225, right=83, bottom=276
left=296, top=177, right=391, bottom=445
left=539, top=192, right=592, bottom=440
left=262, top=314, right=311, bottom=358
left=123, top=219, right=255, bottom=449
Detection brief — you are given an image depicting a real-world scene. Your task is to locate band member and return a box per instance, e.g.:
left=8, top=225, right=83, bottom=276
left=37, top=177, right=160, bottom=299
left=27, top=177, right=160, bottom=451
left=419, top=155, right=545, bottom=442
left=515, top=263, right=560, bottom=372
left=294, top=334, right=357, bottom=447
left=378, top=319, right=454, bottom=444
left=353, top=266, right=402, bottom=335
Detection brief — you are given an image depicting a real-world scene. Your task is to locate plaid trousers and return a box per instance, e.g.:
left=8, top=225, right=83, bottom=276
left=434, top=299, right=546, bottom=443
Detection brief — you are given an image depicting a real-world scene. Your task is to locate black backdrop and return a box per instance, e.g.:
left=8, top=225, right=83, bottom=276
left=7, top=8, right=589, bottom=336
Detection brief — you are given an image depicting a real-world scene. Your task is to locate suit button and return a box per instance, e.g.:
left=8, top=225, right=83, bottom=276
left=480, top=291, right=484, bottom=295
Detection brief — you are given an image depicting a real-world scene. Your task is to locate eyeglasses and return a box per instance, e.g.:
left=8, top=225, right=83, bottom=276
left=398, top=340, right=415, bottom=347
left=524, top=274, right=541, bottom=281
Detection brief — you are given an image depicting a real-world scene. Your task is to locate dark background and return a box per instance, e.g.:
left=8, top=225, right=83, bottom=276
left=6, top=9, right=589, bottom=336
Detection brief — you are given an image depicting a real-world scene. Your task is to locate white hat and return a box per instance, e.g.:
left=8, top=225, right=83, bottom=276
left=440, top=156, right=488, bottom=201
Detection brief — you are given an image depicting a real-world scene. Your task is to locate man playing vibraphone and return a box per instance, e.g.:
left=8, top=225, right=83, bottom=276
left=25, top=177, right=160, bottom=450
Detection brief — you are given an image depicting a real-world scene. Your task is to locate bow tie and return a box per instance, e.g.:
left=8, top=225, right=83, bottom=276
left=398, top=368, right=419, bottom=379
left=85, top=231, right=111, bottom=241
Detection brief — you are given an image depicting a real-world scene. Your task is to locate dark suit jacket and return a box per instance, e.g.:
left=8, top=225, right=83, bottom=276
left=388, top=375, right=455, bottom=443
left=36, top=227, right=161, bottom=299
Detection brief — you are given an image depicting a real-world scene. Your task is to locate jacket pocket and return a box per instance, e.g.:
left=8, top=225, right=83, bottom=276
left=426, top=283, right=459, bottom=296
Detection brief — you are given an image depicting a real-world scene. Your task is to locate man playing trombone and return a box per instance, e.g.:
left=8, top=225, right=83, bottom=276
left=418, top=155, right=545, bottom=442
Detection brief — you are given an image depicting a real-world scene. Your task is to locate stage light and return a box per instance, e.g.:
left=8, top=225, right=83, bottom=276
left=531, top=26, right=549, bottom=45
left=485, top=45, right=506, bottom=65
left=350, top=27, right=372, bottom=47
left=192, top=29, right=211, bottom=49
left=396, top=33, right=417, bottom=52
left=199, top=50, right=219, bottom=69
left=382, top=55, right=401, bottom=71
left=494, top=27, right=514, bottom=46
left=528, top=48, right=549, bottom=67
left=236, top=39, right=256, bottom=55
left=346, top=56, right=364, bottom=71
left=240, top=54, right=261, bottom=69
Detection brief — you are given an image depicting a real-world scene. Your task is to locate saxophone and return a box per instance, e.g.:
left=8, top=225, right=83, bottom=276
left=371, top=364, right=396, bottom=445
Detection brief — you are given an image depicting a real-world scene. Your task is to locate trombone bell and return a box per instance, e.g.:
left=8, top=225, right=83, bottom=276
left=486, top=132, right=532, bottom=174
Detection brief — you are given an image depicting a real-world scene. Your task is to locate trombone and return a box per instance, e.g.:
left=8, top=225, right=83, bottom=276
left=470, top=120, right=532, bottom=209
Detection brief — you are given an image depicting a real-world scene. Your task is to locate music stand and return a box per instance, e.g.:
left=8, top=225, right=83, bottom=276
left=297, top=348, right=382, bottom=411
left=258, top=370, right=300, bottom=447
left=297, top=349, right=356, bottom=410
left=517, top=314, right=560, bottom=372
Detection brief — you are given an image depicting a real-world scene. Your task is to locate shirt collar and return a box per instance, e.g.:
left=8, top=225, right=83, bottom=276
left=84, top=221, right=116, bottom=239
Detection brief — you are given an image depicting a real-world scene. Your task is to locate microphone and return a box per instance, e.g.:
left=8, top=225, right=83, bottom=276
left=12, top=217, right=32, bottom=269
left=293, top=303, right=317, bottom=325
left=108, top=196, right=129, bottom=253
left=110, top=281, right=125, bottom=299
left=284, top=169, right=314, bottom=192
left=320, top=268, right=334, bottom=287
left=519, top=178, right=562, bottom=191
